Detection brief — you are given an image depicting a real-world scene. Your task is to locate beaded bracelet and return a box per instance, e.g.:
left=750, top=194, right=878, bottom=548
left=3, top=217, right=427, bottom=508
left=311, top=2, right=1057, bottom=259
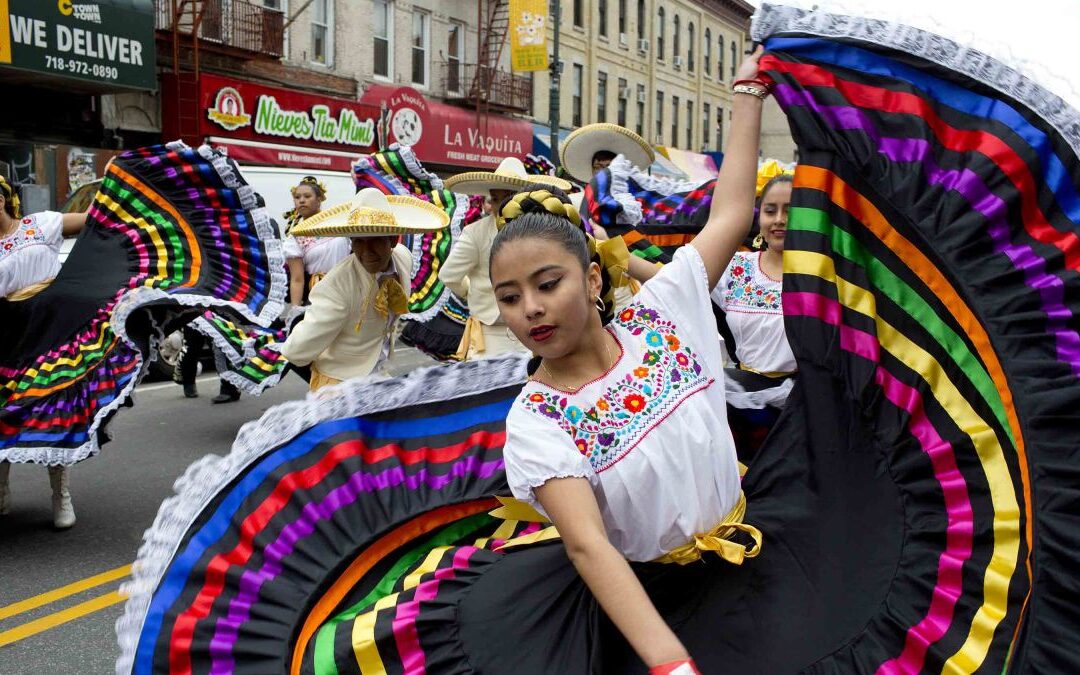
left=733, top=83, right=769, bottom=100
left=733, top=78, right=772, bottom=90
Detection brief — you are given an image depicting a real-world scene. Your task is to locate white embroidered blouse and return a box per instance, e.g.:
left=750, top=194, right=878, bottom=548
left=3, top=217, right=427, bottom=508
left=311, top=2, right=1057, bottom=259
left=0, top=211, right=64, bottom=299
left=503, top=246, right=742, bottom=562
left=282, top=234, right=350, bottom=275
left=711, top=250, right=796, bottom=373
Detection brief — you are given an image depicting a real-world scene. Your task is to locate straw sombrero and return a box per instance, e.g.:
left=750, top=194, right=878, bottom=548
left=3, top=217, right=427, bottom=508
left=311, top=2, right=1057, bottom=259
left=560, top=123, right=655, bottom=182
left=444, top=157, right=572, bottom=196
left=289, top=188, right=449, bottom=238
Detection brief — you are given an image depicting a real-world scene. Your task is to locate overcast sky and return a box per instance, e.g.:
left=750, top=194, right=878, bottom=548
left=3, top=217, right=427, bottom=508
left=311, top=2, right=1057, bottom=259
left=748, top=0, right=1080, bottom=110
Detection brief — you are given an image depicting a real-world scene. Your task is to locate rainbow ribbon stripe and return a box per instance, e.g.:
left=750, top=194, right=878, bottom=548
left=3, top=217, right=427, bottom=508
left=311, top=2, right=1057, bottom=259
left=763, top=33, right=1079, bottom=672
left=125, top=372, right=519, bottom=674
left=1, top=143, right=282, bottom=461
left=586, top=166, right=713, bottom=264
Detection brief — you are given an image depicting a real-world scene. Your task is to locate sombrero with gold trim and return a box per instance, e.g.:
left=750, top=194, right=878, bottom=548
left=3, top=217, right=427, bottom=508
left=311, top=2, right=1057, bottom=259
left=444, top=157, right=572, bottom=196
left=289, top=188, right=449, bottom=238
left=560, top=123, right=655, bottom=182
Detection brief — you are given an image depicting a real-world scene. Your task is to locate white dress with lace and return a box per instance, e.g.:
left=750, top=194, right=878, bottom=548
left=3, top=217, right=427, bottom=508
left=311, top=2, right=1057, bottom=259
left=503, top=246, right=741, bottom=562
left=0, top=211, right=64, bottom=298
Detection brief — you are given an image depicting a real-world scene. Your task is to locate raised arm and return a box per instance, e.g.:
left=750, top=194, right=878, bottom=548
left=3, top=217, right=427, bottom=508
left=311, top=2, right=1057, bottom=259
left=536, top=478, right=693, bottom=671
left=690, top=46, right=767, bottom=289
left=61, top=211, right=87, bottom=237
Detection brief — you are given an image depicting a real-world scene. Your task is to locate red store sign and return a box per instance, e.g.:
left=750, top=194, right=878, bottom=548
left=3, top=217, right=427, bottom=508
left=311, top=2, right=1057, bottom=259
left=197, top=73, right=381, bottom=172
left=362, top=84, right=534, bottom=170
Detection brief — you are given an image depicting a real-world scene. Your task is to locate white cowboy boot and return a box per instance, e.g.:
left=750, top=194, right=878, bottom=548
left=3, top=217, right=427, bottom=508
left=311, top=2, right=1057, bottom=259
left=0, top=461, right=10, bottom=515
left=47, top=466, right=76, bottom=529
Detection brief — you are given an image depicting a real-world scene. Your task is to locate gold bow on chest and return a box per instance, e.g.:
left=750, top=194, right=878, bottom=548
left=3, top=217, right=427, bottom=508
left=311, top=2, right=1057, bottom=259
left=356, top=275, right=409, bottom=331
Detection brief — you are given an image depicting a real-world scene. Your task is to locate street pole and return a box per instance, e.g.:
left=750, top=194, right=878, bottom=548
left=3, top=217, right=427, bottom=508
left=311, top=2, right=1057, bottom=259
left=549, top=0, right=561, bottom=170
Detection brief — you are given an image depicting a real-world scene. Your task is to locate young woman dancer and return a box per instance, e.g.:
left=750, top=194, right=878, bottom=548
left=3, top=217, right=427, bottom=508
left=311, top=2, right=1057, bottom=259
left=489, top=47, right=769, bottom=673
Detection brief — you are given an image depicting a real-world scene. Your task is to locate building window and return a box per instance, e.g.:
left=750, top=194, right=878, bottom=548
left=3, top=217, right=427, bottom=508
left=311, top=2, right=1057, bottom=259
left=573, top=0, right=583, bottom=28
left=598, top=0, right=607, bottom=37
left=572, top=63, right=584, bottom=127
left=617, top=77, right=628, bottom=127
left=412, top=12, right=430, bottom=86
left=718, top=35, right=724, bottom=81
left=730, top=41, right=737, bottom=79
left=618, top=0, right=627, bottom=36
left=373, top=0, right=392, bottom=79
left=673, top=15, right=680, bottom=64
left=597, top=71, right=608, bottom=123
left=656, top=8, right=664, bottom=61
left=656, top=90, right=664, bottom=142
left=704, top=28, right=711, bottom=75
left=671, top=95, right=679, bottom=146
left=717, top=106, right=724, bottom=151
left=703, top=102, right=710, bottom=149
left=447, top=21, right=463, bottom=93
left=686, top=99, right=693, bottom=149
left=688, top=22, right=695, bottom=72
left=637, top=0, right=646, bottom=39
left=311, top=0, right=332, bottom=65
left=636, top=84, right=646, bottom=136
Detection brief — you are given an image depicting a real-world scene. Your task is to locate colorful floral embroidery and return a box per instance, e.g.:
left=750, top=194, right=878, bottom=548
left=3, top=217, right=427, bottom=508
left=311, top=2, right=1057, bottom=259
left=0, top=215, right=52, bottom=262
left=520, top=302, right=710, bottom=472
left=720, top=252, right=782, bottom=313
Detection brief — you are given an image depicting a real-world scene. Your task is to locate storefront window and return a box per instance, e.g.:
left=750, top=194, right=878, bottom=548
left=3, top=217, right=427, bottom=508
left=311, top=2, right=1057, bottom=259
left=448, top=22, right=463, bottom=93
left=311, top=0, right=332, bottom=65
left=374, top=0, right=392, bottom=79
left=412, top=12, right=430, bottom=87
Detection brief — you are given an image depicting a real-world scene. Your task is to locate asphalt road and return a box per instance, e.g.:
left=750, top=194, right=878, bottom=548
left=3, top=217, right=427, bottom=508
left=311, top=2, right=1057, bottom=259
left=0, top=348, right=438, bottom=674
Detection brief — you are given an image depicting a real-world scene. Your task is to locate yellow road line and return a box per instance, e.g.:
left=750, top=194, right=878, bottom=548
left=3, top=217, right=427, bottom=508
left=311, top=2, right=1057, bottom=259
left=0, top=589, right=127, bottom=647
left=0, top=564, right=131, bottom=621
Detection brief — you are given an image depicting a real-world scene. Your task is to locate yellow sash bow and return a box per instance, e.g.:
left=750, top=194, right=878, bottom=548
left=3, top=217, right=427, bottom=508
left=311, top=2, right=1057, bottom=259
left=373, top=276, right=408, bottom=318
left=355, top=275, right=409, bottom=332
left=7, top=277, right=55, bottom=301
left=489, top=490, right=762, bottom=566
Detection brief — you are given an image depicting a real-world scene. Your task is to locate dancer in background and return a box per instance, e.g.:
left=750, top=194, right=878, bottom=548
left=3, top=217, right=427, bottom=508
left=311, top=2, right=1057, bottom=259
left=280, top=188, right=448, bottom=391
left=441, top=157, right=571, bottom=360
left=0, top=176, right=88, bottom=528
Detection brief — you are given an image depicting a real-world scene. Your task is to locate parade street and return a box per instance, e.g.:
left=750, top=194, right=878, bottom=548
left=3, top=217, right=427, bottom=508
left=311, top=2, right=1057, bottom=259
left=0, top=350, right=434, bottom=675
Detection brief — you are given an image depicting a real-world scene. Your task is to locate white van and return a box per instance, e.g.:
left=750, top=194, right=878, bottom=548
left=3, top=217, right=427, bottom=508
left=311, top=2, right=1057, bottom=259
left=237, top=165, right=356, bottom=232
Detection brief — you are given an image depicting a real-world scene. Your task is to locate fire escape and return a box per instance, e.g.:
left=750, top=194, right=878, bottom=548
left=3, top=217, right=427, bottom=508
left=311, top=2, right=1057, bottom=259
left=156, top=0, right=284, bottom=145
left=443, top=0, right=532, bottom=122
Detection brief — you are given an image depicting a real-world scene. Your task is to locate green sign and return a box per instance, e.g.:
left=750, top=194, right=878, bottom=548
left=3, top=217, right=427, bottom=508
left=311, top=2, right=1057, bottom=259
left=0, top=0, right=156, bottom=90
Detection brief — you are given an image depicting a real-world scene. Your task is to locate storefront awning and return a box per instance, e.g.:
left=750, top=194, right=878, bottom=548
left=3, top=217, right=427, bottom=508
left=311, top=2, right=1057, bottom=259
left=208, top=137, right=362, bottom=173
left=0, top=0, right=156, bottom=92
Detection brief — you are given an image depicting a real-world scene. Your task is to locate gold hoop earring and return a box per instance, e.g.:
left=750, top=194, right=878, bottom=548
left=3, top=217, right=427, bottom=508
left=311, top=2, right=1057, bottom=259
left=752, top=234, right=765, bottom=250
left=594, top=294, right=605, bottom=313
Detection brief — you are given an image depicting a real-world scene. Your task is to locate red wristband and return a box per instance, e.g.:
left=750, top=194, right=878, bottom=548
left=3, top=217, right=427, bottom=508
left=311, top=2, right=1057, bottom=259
left=649, top=659, right=702, bottom=675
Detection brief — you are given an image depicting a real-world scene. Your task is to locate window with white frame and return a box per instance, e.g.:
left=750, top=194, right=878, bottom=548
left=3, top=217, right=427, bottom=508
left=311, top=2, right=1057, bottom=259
left=656, top=8, right=665, bottom=61
left=703, top=102, right=710, bottom=149
left=412, top=11, right=430, bottom=87
left=373, top=0, right=393, bottom=78
left=572, top=63, right=584, bottom=127
left=311, top=0, right=332, bottom=65
left=617, top=77, right=628, bottom=127
left=704, top=28, right=711, bottom=75
left=636, top=84, right=645, bottom=136
left=447, top=21, right=463, bottom=92
left=718, top=34, right=724, bottom=81
left=597, top=71, right=608, bottom=122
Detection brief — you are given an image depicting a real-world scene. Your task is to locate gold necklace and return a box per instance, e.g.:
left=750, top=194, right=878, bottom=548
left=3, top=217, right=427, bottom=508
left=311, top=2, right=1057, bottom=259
left=539, top=332, right=616, bottom=392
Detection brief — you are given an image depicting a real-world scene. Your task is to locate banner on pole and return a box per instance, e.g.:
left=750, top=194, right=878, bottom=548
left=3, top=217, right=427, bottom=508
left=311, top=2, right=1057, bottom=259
left=509, top=0, right=549, bottom=72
